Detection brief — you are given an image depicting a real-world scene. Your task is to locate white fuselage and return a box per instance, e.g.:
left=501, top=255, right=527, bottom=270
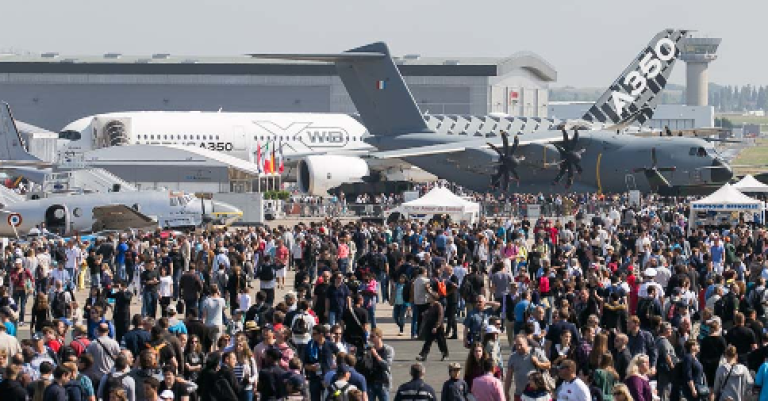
left=60, top=111, right=372, bottom=161
left=0, top=191, right=238, bottom=237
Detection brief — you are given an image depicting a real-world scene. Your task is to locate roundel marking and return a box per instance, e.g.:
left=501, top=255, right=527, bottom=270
left=7, top=213, right=22, bottom=227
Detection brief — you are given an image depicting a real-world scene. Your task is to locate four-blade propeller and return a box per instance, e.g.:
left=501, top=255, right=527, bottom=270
left=632, top=147, right=676, bottom=191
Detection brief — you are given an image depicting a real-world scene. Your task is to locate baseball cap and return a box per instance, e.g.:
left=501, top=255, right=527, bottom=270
left=485, top=325, right=500, bottom=335
left=13, top=258, right=21, bottom=264
left=448, top=362, right=462, bottom=370
left=285, top=291, right=297, bottom=299
left=32, top=332, right=44, bottom=341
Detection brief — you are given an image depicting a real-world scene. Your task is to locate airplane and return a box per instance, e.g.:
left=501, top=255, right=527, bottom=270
left=0, top=104, right=243, bottom=237
left=252, top=29, right=735, bottom=194
left=56, top=30, right=675, bottom=196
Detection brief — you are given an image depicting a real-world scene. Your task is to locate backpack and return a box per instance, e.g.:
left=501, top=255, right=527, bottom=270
left=436, top=280, right=447, bottom=298
left=459, top=274, right=477, bottom=302
left=101, top=372, right=130, bottom=400
left=259, top=264, right=276, bottom=281
left=666, top=303, right=677, bottom=321
left=51, top=290, right=69, bottom=318
left=212, top=375, right=239, bottom=401
left=636, top=298, right=656, bottom=324
left=326, top=382, right=351, bottom=401
left=292, top=312, right=310, bottom=336
left=65, top=379, right=86, bottom=401
left=752, top=288, right=766, bottom=317
left=58, top=344, right=78, bottom=362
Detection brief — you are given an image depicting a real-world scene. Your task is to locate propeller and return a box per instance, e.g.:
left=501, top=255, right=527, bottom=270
left=488, top=131, right=524, bottom=191
left=633, top=148, right=676, bottom=191
left=551, top=129, right=585, bottom=188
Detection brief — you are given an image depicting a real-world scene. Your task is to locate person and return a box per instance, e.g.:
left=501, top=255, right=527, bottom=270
left=327, top=363, right=359, bottom=400
left=700, top=319, right=727, bottom=387
left=140, top=260, right=160, bottom=319
left=112, top=281, right=134, bottom=343
left=303, top=325, right=337, bottom=401
left=364, top=328, right=394, bottom=401
left=471, top=358, right=504, bottom=401
left=257, top=347, right=286, bottom=401
left=85, top=322, right=120, bottom=383
left=505, top=334, right=550, bottom=401
left=9, top=258, right=33, bottom=326
left=655, top=322, right=678, bottom=401
left=0, top=364, right=29, bottom=401
left=713, top=345, right=753, bottom=401
left=393, top=363, right=436, bottom=401
left=518, top=372, right=551, bottom=401
left=97, top=354, right=136, bottom=401
left=463, top=295, right=499, bottom=349
left=142, top=377, right=161, bottom=401
left=555, top=359, right=590, bottom=401
left=624, top=354, right=652, bottom=401
left=441, top=363, right=471, bottom=401
left=671, top=339, right=705, bottom=401
left=326, top=272, right=352, bottom=326
left=593, top=353, right=619, bottom=401
left=611, top=384, right=634, bottom=401
left=201, top=284, right=226, bottom=350
left=417, top=291, right=448, bottom=361
left=43, top=365, right=73, bottom=401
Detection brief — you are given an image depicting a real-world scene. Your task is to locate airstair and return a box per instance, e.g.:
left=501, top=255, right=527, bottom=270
left=0, top=185, right=24, bottom=206
left=43, top=168, right=137, bottom=194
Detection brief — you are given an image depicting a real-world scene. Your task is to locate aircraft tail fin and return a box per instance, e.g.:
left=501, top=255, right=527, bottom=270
left=581, top=29, right=689, bottom=126
left=0, top=102, right=41, bottom=162
left=251, top=43, right=429, bottom=136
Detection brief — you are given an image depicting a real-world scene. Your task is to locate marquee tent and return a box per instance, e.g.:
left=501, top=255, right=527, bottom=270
left=389, top=187, right=480, bottom=223
left=733, top=175, right=768, bottom=193
left=688, top=183, right=765, bottom=232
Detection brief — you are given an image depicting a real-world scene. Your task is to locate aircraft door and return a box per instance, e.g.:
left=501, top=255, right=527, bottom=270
left=233, top=126, right=246, bottom=151
left=625, top=174, right=637, bottom=191
left=45, top=205, right=69, bottom=236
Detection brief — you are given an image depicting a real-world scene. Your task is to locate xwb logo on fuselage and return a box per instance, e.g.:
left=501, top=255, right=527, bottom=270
left=610, top=37, right=677, bottom=116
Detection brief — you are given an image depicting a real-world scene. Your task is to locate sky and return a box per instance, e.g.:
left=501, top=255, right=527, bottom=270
left=0, top=0, right=759, bottom=87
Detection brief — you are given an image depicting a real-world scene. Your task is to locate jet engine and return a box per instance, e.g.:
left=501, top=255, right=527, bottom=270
left=298, top=155, right=369, bottom=196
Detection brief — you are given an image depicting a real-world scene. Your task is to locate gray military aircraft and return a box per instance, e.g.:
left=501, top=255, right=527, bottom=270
left=254, top=29, right=733, bottom=194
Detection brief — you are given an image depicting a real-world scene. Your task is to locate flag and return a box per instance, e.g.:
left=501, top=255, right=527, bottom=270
left=262, top=141, right=270, bottom=173
left=270, top=144, right=276, bottom=174
left=278, top=146, right=285, bottom=173
left=376, top=80, right=386, bottom=90
left=256, top=142, right=263, bottom=174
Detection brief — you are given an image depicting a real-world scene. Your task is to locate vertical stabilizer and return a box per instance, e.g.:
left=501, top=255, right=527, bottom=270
left=582, top=29, right=688, bottom=126
left=0, top=102, right=41, bottom=162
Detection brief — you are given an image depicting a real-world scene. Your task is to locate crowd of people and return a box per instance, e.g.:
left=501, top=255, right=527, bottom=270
left=0, top=194, right=766, bottom=401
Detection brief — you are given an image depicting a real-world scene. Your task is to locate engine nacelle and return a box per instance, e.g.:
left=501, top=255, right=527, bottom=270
left=298, top=155, right=369, bottom=196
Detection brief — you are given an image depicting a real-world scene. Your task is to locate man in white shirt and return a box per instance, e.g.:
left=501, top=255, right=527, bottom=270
left=201, top=284, right=226, bottom=349
left=49, top=265, right=71, bottom=292
left=64, top=241, right=81, bottom=283
left=556, top=359, right=590, bottom=401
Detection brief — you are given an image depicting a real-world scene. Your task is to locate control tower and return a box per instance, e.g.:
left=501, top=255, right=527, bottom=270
left=679, top=35, right=721, bottom=106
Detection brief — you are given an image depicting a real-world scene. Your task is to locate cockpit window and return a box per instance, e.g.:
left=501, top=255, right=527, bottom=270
left=690, top=147, right=707, bottom=157
left=59, top=130, right=82, bottom=141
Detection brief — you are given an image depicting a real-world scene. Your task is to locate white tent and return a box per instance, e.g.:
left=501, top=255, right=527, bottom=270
left=733, top=175, right=768, bottom=193
left=390, top=187, right=480, bottom=223
left=689, top=183, right=765, bottom=231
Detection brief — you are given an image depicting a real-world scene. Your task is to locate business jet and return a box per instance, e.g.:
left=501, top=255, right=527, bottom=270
left=0, top=103, right=243, bottom=237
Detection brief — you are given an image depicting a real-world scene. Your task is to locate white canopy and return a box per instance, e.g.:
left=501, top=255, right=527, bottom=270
left=733, top=175, right=768, bottom=193
left=689, top=183, right=765, bottom=232
left=394, top=187, right=480, bottom=222
left=691, top=183, right=764, bottom=211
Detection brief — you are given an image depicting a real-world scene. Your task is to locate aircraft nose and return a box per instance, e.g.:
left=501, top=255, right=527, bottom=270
left=710, top=159, right=733, bottom=183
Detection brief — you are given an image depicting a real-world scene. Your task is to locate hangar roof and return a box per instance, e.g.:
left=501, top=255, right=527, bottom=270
left=0, top=52, right=557, bottom=81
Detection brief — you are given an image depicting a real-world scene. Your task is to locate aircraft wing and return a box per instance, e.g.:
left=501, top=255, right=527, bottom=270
left=91, top=205, right=156, bottom=232
left=369, top=132, right=562, bottom=160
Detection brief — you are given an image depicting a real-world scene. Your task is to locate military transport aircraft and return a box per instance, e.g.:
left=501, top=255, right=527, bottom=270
left=254, top=29, right=734, bottom=194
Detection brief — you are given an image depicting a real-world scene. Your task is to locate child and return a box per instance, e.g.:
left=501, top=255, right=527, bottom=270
left=237, top=287, right=252, bottom=311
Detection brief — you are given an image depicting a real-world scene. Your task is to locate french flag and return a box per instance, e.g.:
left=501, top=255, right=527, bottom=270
left=376, top=80, right=386, bottom=90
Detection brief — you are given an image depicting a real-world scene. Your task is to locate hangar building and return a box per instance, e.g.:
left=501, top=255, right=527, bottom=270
left=0, top=51, right=557, bottom=131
